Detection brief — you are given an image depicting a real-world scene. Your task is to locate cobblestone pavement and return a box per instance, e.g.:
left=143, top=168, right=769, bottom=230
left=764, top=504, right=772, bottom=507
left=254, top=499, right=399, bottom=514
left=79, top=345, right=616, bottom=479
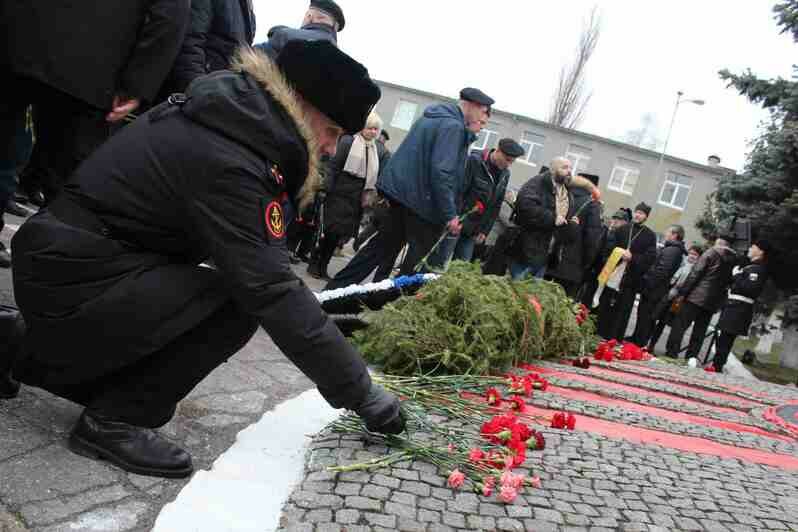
left=3, top=219, right=798, bottom=531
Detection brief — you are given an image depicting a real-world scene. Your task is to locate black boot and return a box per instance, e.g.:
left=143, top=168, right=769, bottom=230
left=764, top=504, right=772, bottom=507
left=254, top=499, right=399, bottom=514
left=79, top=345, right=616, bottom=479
left=0, top=308, right=24, bottom=399
left=307, top=261, right=329, bottom=280
left=69, top=410, right=193, bottom=478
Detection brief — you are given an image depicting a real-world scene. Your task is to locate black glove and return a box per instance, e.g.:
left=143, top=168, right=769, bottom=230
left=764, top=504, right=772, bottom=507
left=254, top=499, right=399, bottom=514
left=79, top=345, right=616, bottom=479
left=353, top=383, right=405, bottom=435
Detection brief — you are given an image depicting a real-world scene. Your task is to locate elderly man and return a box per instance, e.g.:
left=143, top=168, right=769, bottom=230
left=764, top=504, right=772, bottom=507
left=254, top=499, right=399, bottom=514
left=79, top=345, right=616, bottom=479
left=256, top=0, right=345, bottom=58
left=511, top=157, right=598, bottom=281
left=1, top=41, right=404, bottom=478
left=430, top=138, right=525, bottom=266
left=326, top=87, right=494, bottom=289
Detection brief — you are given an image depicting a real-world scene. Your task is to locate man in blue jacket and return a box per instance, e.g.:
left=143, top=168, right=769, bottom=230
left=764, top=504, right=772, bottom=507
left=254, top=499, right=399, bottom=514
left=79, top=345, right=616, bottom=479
left=256, top=0, right=345, bottom=58
left=326, top=88, right=493, bottom=289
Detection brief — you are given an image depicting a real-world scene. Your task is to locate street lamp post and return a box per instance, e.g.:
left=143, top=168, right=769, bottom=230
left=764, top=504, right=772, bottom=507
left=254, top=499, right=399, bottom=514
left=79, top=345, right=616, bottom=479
left=654, top=91, right=705, bottom=184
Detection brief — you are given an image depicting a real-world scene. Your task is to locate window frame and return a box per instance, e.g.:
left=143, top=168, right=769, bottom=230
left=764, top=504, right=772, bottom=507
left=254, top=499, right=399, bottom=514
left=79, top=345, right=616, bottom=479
left=390, top=100, right=419, bottom=131
left=658, top=171, right=693, bottom=211
left=565, top=145, right=592, bottom=175
left=608, top=160, right=641, bottom=196
left=470, top=128, right=500, bottom=152
left=518, top=131, right=546, bottom=167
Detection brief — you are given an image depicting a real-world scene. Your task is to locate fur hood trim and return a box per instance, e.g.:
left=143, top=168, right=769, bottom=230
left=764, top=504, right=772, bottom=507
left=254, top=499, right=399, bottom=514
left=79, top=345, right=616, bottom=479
left=231, top=47, right=321, bottom=210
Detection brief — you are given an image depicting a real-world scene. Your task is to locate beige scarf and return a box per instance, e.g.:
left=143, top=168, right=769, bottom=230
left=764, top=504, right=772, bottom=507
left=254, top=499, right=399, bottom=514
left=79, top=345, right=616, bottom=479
left=343, top=134, right=379, bottom=190
left=553, top=178, right=569, bottom=218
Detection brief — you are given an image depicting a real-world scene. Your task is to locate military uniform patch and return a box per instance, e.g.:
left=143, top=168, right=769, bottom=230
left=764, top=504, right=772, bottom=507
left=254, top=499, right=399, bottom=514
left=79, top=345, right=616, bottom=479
left=264, top=200, right=286, bottom=241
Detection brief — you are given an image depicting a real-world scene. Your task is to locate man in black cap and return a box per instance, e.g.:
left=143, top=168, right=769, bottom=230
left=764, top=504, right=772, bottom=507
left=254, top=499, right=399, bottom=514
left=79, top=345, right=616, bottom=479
left=597, top=202, right=657, bottom=340
left=430, top=138, right=524, bottom=265
left=326, top=87, right=494, bottom=289
left=256, top=0, right=345, bottom=58
left=1, top=41, right=405, bottom=478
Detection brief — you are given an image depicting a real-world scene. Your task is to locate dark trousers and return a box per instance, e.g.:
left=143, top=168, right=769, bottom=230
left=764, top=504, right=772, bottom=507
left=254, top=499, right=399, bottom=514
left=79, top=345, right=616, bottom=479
left=631, top=292, right=662, bottom=347
left=1, top=76, right=111, bottom=204
left=326, top=202, right=443, bottom=290
left=713, top=331, right=736, bottom=371
left=649, top=315, right=670, bottom=349
left=309, top=231, right=342, bottom=276
left=666, top=301, right=714, bottom=358
left=598, top=286, right=637, bottom=340
left=287, top=219, right=316, bottom=258
left=19, top=300, right=258, bottom=428
left=0, top=107, right=33, bottom=232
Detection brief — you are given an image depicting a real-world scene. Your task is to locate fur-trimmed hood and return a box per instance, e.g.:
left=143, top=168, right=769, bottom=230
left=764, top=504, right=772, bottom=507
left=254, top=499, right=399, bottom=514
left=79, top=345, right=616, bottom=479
left=180, top=47, right=321, bottom=209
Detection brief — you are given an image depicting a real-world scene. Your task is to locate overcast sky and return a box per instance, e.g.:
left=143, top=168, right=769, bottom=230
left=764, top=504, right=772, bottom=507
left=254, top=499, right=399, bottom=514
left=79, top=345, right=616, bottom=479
left=253, top=1, right=796, bottom=171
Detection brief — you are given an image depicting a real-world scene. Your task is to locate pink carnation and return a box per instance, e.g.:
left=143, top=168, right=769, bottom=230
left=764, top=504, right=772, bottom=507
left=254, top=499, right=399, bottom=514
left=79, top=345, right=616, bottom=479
left=528, top=475, right=542, bottom=489
left=468, top=448, right=485, bottom=462
left=499, top=485, right=519, bottom=503
left=447, top=469, right=465, bottom=489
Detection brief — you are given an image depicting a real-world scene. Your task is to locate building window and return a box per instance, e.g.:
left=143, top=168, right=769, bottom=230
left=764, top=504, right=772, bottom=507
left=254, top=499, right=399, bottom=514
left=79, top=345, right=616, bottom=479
left=565, top=144, right=592, bottom=174
left=518, top=132, right=545, bottom=167
left=608, top=158, right=640, bottom=196
left=471, top=128, right=499, bottom=152
left=391, top=100, right=418, bottom=131
left=659, top=172, right=693, bottom=210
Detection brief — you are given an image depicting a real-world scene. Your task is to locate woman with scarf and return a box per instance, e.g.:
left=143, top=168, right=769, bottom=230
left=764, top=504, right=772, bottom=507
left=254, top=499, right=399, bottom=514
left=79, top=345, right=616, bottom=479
left=308, top=112, right=382, bottom=279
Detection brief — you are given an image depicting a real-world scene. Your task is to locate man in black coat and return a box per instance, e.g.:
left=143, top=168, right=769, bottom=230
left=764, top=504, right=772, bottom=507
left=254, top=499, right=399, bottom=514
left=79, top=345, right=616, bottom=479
left=256, top=0, right=345, bottom=58
left=666, top=236, right=737, bottom=359
left=596, top=203, right=657, bottom=340
left=0, top=0, right=190, bottom=206
left=713, top=240, right=770, bottom=371
left=547, top=173, right=603, bottom=297
left=163, top=0, right=257, bottom=94
left=511, top=158, right=598, bottom=280
left=1, top=41, right=404, bottom=478
left=629, top=224, right=686, bottom=347
left=429, top=138, right=524, bottom=266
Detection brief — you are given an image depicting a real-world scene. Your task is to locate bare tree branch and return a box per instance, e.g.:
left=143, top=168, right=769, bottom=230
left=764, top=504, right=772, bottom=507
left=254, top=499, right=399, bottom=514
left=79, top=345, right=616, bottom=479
left=548, top=5, right=601, bottom=129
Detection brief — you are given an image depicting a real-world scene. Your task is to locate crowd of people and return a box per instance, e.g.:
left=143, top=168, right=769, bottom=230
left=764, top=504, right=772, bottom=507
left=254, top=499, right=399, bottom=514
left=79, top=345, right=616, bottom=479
left=0, top=0, right=772, bottom=483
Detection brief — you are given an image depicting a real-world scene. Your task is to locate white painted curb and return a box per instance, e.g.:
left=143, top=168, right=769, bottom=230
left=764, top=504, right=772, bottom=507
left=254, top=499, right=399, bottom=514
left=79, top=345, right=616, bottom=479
left=153, top=389, right=339, bottom=532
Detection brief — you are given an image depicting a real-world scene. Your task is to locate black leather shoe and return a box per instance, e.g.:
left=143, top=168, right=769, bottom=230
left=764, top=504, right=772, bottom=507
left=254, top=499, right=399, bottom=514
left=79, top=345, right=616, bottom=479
left=0, top=308, right=24, bottom=399
left=69, top=411, right=193, bottom=478
left=5, top=200, right=30, bottom=217
left=0, top=245, right=10, bottom=269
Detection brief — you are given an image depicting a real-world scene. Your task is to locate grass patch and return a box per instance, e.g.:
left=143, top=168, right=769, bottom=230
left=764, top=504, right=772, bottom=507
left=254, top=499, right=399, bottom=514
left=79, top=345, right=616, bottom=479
left=734, top=335, right=798, bottom=386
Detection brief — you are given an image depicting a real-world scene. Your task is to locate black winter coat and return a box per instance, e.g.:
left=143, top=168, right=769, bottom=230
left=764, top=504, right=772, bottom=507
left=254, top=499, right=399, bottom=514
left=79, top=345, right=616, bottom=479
left=514, top=173, right=578, bottom=269
left=11, top=60, right=371, bottom=412
left=0, top=0, right=189, bottom=109
left=642, top=239, right=686, bottom=300
left=165, top=0, right=256, bottom=93
left=255, top=23, right=338, bottom=58
left=679, top=246, right=737, bottom=312
left=460, top=150, right=509, bottom=238
left=323, top=135, right=386, bottom=239
left=547, top=187, right=603, bottom=284
left=717, top=261, right=768, bottom=336
left=604, top=223, right=657, bottom=292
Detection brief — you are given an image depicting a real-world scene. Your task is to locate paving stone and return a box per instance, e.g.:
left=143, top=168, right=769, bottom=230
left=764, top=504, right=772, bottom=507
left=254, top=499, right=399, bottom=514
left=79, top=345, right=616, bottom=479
left=522, top=519, right=560, bottom=532
left=397, top=517, right=427, bottom=531
left=564, top=512, right=591, bottom=525
left=345, top=496, right=381, bottom=512
left=333, top=482, right=361, bottom=496
left=364, top=512, right=397, bottom=528
left=417, top=509, right=441, bottom=523
left=292, top=492, right=344, bottom=510
left=427, top=524, right=455, bottom=532
left=0, top=445, right=120, bottom=506
left=442, top=511, right=466, bottom=528
left=0, top=415, right=51, bottom=461
left=384, top=501, right=416, bottom=520
left=315, top=524, right=344, bottom=532
left=360, top=484, right=390, bottom=500
left=496, top=517, right=525, bottom=531
left=673, top=516, right=704, bottom=530
left=650, top=513, right=675, bottom=528
left=419, top=497, right=445, bottom=512
left=466, top=514, right=496, bottom=529
left=372, top=473, right=401, bottom=489
left=19, top=485, right=130, bottom=526
left=400, top=480, right=431, bottom=497
left=534, top=508, right=564, bottom=524
left=334, top=509, right=360, bottom=524
left=38, top=501, right=148, bottom=532
left=393, top=469, right=420, bottom=481
left=478, top=503, right=507, bottom=517
left=304, top=509, right=332, bottom=523
left=391, top=491, right=417, bottom=506
left=447, top=493, right=479, bottom=514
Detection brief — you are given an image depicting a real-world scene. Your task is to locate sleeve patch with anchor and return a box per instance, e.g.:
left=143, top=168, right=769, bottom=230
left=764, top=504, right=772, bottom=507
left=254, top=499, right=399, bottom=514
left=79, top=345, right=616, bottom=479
left=264, top=200, right=286, bottom=242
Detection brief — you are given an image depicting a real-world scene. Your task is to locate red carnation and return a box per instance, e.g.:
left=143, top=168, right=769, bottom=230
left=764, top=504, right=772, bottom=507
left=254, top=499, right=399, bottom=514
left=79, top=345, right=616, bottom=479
left=551, top=412, right=566, bottom=429
left=481, top=414, right=517, bottom=444
left=581, top=358, right=591, bottom=369
left=704, top=366, right=717, bottom=373
left=485, top=387, right=502, bottom=406
left=511, top=422, right=532, bottom=442
left=566, top=413, right=576, bottom=430
left=526, top=430, right=546, bottom=450
left=474, top=200, right=486, bottom=215
left=509, top=396, right=526, bottom=413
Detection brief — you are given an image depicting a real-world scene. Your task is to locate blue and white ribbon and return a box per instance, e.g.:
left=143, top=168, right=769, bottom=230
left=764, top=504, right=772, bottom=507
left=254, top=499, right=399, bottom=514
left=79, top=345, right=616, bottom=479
left=315, top=274, right=439, bottom=304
